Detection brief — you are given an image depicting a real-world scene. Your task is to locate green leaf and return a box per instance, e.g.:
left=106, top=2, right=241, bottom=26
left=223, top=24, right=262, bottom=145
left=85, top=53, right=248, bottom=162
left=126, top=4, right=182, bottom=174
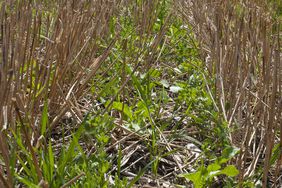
left=206, top=163, right=222, bottom=180
left=126, top=65, right=146, bottom=102
left=270, top=143, right=281, bottom=166
left=180, top=171, right=204, bottom=188
left=58, top=125, right=84, bottom=176
left=16, top=175, right=39, bottom=188
left=41, top=100, right=48, bottom=136
left=112, top=102, right=133, bottom=120
left=207, top=163, right=221, bottom=173
left=220, top=165, right=239, bottom=177
left=207, top=170, right=221, bottom=180
left=48, top=140, right=54, bottom=181
left=219, top=146, right=240, bottom=164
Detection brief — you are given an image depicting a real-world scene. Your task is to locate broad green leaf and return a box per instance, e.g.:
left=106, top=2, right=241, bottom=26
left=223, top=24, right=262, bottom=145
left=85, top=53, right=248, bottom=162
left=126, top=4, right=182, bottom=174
left=207, top=170, right=221, bottom=179
left=112, top=102, right=133, bottom=120
left=207, top=162, right=221, bottom=180
left=180, top=171, right=204, bottom=188
left=219, top=146, right=240, bottom=164
left=207, top=163, right=221, bottom=173
left=220, top=165, right=239, bottom=177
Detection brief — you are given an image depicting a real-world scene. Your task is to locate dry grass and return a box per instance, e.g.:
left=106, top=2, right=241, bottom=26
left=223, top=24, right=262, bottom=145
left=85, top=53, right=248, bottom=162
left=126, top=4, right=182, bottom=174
left=176, top=0, right=281, bottom=186
left=1, top=0, right=281, bottom=187
left=0, top=1, right=121, bottom=187
left=0, top=0, right=172, bottom=187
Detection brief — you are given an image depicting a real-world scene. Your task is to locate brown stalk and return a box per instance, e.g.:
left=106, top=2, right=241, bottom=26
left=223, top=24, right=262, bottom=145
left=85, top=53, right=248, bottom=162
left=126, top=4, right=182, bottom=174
left=0, top=1, right=124, bottom=185
left=176, top=0, right=281, bottom=184
left=60, top=172, right=85, bottom=188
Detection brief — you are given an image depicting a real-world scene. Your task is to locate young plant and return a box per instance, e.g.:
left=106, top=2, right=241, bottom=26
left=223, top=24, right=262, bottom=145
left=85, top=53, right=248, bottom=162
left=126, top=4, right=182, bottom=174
left=180, top=146, right=240, bottom=188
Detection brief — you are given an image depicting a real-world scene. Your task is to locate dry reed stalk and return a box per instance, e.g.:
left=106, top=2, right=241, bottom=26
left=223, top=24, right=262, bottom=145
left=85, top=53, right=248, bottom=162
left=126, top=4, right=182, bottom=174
left=0, top=0, right=121, bottom=185
left=176, top=0, right=281, bottom=186
left=0, top=0, right=170, bottom=186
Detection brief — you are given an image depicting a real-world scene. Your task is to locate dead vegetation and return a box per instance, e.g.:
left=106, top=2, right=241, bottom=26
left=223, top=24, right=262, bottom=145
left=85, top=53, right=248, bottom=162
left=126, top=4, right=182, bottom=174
left=0, top=0, right=281, bottom=187
left=0, top=1, right=122, bottom=187
left=176, top=0, right=282, bottom=186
